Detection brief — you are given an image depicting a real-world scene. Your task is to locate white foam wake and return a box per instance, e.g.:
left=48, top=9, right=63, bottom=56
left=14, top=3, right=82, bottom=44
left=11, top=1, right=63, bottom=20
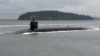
left=22, top=32, right=34, bottom=35
left=93, top=27, right=100, bottom=30
left=0, top=25, right=29, bottom=27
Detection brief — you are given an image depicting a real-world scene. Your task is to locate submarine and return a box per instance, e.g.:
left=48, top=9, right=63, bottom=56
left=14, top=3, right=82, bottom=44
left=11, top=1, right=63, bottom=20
left=15, top=21, right=88, bottom=34
left=15, top=17, right=89, bottom=34
left=14, top=27, right=88, bottom=34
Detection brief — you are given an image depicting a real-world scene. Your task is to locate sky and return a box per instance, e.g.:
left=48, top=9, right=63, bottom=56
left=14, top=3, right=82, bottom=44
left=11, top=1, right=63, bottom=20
left=0, top=0, right=100, bottom=19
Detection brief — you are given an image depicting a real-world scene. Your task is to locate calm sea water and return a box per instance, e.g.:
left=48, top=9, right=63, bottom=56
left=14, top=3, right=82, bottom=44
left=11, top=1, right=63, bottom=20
left=0, top=20, right=100, bottom=56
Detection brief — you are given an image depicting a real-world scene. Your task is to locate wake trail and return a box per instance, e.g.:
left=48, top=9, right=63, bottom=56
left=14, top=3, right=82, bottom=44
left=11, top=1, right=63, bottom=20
left=0, top=25, right=29, bottom=28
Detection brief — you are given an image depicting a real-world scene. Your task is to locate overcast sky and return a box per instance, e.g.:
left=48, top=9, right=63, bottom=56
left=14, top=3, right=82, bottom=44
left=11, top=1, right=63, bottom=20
left=0, top=0, right=100, bottom=19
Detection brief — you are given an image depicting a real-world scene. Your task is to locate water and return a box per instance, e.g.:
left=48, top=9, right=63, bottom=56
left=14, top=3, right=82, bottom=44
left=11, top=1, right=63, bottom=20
left=0, top=20, right=100, bottom=56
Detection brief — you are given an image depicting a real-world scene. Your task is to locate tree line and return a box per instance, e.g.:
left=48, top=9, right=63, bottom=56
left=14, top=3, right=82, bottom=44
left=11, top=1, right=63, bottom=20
left=18, top=10, right=94, bottom=20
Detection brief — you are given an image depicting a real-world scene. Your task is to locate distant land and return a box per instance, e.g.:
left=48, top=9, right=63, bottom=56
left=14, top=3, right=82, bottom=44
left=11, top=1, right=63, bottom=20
left=18, top=10, right=94, bottom=20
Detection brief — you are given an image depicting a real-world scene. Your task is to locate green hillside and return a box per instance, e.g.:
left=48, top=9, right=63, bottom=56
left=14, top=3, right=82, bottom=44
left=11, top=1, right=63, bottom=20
left=18, top=10, right=94, bottom=20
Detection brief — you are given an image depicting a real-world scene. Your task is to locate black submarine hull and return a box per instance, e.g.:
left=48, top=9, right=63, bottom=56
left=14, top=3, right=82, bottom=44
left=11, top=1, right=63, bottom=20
left=33, top=27, right=87, bottom=32
left=15, top=27, right=88, bottom=34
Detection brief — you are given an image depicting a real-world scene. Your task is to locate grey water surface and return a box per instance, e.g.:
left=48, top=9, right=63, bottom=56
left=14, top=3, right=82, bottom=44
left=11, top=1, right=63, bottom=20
left=0, top=20, right=100, bottom=56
